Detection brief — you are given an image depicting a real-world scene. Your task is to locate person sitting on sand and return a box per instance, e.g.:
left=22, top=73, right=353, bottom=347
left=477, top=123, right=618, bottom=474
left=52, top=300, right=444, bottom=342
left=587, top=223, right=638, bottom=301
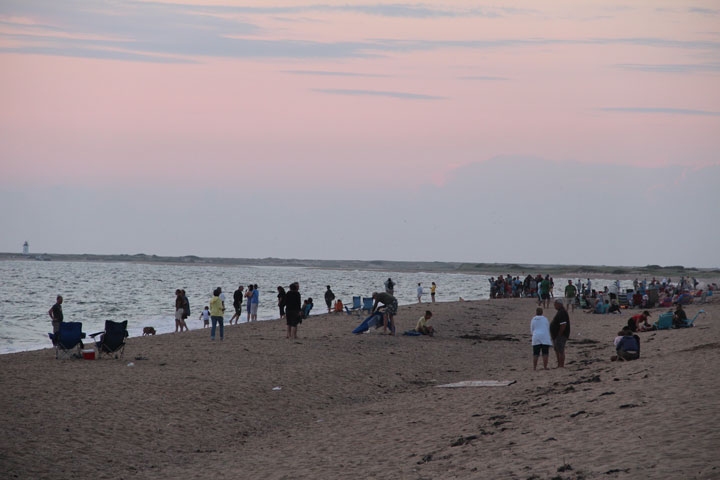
left=672, top=303, right=688, bottom=328
left=627, top=311, right=652, bottom=332
left=530, top=307, right=552, bottom=370
left=415, top=311, right=434, bottom=336
left=612, top=327, right=640, bottom=361
left=584, top=297, right=601, bottom=314
left=608, top=300, right=621, bottom=314
left=334, top=299, right=344, bottom=313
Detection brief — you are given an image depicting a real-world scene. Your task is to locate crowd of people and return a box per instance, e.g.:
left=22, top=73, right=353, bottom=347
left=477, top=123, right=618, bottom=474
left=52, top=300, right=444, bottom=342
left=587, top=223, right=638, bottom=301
left=50, top=271, right=710, bottom=367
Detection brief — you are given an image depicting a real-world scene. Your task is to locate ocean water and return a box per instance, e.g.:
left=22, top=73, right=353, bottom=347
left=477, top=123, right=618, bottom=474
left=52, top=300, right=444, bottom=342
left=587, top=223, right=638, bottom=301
left=0, top=260, right=632, bottom=354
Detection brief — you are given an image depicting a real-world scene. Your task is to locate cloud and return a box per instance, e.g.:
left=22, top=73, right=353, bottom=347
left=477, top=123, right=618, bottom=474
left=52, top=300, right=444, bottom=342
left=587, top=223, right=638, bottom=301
left=598, top=107, right=720, bottom=117
left=615, top=63, right=720, bottom=73
left=129, top=2, right=533, bottom=19
left=687, top=7, right=719, bottom=15
left=2, top=1, right=719, bottom=63
left=311, top=88, right=446, bottom=100
left=0, top=45, right=197, bottom=63
left=458, top=75, right=509, bottom=81
left=282, top=70, right=389, bottom=77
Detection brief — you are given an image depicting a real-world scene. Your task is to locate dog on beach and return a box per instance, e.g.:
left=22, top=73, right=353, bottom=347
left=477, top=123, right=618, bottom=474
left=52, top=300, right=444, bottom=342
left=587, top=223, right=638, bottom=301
left=142, top=326, right=156, bottom=336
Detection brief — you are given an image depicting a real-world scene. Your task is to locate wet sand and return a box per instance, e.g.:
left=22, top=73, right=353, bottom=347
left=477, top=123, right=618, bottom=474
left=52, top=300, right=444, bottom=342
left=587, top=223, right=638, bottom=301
left=1, top=296, right=718, bottom=479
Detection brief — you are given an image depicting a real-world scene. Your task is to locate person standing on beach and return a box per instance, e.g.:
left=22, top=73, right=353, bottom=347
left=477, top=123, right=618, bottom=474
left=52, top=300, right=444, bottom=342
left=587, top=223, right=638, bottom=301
left=564, top=280, right=577, bottom=312
left=245, top=285, right=254, bottom=322
left=277, top=286, right=286, bottom=319
left=324, top=286, right=335, bottom=313
left=371, top=291, right=398, bottom=335
left=550, top=299, right=570, bottom=368
left=250, top=284, right=259, bottom=322
left=384, top=278, right=395, bottom=295
left=530, top=307, right=552, bottom=370
left=48, top=295, right=63, bottom=344
left=209, top=288, right=224, bottom=340
left=417, top=283, right=423, bottom=303
left=174, top=290, right=188, bottom=333
left=431, top=282, right=437, bottom=303
left=539, top=276, right=551, bottom=308
left=182, top=290, right=191, bottom=327
left=230, top=285, right=244, bottom=325
left=285, top=282, right=302, bottom=339
left=218, top=287, right=226, bottom=311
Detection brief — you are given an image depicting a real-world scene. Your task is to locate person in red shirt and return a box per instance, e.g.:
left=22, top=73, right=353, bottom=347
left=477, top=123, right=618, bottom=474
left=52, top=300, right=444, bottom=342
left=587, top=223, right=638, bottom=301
left=628, top=310, right=652, bottom=332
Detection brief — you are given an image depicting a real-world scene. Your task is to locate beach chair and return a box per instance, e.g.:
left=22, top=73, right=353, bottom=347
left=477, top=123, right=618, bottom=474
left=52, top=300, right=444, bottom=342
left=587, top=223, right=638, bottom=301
left=48, top=322, right=86, bottom=359
left=90, top=320, right=128, bottom=359
left=361, top=297, right=374, bottom=314
left=654, top=312, right=673, bottom=330
left=677, top=294, right=693, bottom=305
left=683, top=310, right=705, bottom=327
left=344, top=296, right=362, bottom=315
left=618, top=294, right=629, bottom=308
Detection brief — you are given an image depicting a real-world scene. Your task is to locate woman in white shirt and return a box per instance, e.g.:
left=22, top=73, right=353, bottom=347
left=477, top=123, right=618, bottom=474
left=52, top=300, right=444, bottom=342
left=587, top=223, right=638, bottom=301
left=530, top=307, right=552, bottom=370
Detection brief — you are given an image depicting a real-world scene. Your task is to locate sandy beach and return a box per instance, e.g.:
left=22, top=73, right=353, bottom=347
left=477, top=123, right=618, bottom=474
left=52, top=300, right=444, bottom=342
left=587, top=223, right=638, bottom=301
left=1, top=296, right=718, bottom=479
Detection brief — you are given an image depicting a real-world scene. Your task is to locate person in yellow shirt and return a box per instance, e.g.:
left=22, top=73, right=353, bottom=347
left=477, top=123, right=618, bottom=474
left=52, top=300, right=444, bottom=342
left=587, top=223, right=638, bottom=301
left=431, top=282, right=437, bottom=303
left=415, top=311, right=434, bottom=336
left=209, top=288, right=225, bottom=340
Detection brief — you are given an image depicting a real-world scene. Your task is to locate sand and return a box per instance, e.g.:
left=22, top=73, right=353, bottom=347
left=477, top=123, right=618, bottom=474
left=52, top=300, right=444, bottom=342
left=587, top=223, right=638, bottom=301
left=1, top=296, right=719, bottom=479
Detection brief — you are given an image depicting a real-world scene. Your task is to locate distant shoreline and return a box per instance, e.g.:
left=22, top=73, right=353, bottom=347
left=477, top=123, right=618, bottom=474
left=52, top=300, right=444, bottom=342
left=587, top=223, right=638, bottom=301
left=1, top=252, right=718, bottom=279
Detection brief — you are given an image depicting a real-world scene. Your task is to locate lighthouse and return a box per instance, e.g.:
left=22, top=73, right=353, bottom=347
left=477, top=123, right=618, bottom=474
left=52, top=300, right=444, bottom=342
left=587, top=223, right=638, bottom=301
left=23, top=241, right=29, bottom=255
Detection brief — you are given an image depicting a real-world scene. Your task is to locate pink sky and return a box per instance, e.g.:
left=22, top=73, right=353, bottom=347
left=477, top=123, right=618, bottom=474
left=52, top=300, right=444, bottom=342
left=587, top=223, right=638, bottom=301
left=1, top=1, right=719, bottom=265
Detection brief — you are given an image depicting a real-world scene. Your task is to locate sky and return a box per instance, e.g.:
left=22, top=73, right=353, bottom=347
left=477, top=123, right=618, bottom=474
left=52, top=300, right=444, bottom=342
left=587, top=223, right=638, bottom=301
left=0, top=0, right=718, bottom=267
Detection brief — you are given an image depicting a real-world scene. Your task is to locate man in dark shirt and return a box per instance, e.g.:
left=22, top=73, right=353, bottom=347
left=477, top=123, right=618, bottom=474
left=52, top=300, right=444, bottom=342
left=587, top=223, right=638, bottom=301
left=48, top=295, right=63, bottom=344
left=550, top=298, right=570, bottom=368
left=324, top=286, right=335, bottom=313
left=230, top=285, right=244, bottom=325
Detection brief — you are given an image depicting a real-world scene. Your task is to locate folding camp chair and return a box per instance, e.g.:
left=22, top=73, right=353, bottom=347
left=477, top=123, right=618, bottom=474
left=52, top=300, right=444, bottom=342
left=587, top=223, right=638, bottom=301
left=361, top=297, right=374, bottom=314
left=344, top=296, right=362, bottom=315
left=48, top=322, right=86, bottom=359
left=654, top=312, right=673, bottom=330
left=682, top=310, right=705, bottom=327
left=90, top=320, right=128, bottom=359
left=618, top=294, right=629, bottom=308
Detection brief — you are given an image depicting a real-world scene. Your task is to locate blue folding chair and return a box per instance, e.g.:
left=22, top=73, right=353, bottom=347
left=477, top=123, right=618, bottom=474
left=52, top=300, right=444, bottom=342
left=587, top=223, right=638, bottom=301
left=344, top=296, right=362, bottom=315
left=362, top=297, right=374, bottom=314
left=654, top=312, right=673, bottom=330
left=90, top=320, right=128, bottom=359
left=48, top=322, right=86, bottom=359
left=683, top=310, right=705, bottom=327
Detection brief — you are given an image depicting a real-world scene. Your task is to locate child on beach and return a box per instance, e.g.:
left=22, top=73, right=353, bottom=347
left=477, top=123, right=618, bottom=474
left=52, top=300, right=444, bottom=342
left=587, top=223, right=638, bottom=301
left=200, top=306, right=210, bottom=328
left=415, top=311, right=434, bottom=336
left=431, top=282, right=437, bottom=303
